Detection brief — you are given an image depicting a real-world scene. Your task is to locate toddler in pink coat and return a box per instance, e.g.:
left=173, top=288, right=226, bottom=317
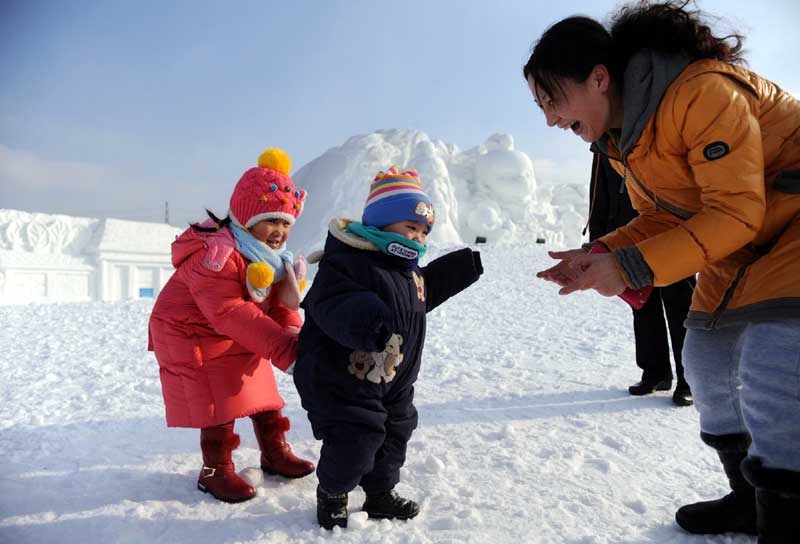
left=148, top=148, right=314, bottom=503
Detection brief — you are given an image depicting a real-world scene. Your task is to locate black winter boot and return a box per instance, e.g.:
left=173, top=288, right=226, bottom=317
left=628, top=376, right=672, bottom=396
left=362, top=489, right=419, bottom=520
left=317, top=485, right=348, bottom=530
left=676, top=433, right=756, bottom=535
left=671, top=380, right=693, bottom=407
left=741, top=456, right=800, bottom=544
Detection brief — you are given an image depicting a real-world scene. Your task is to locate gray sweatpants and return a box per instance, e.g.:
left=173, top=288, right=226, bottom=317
left=683, top=319, right=800, bottom=471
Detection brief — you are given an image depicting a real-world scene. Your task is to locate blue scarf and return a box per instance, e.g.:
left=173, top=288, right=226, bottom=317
left=230, top=223, right=292, bottom=299
left=346, top=222, right=427, bottom=261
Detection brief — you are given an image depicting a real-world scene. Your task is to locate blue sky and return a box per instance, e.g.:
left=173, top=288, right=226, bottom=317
left=1, top=0, right=798, bottom=225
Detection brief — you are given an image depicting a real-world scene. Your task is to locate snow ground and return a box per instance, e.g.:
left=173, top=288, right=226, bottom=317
left=0, top=243, right=753, bottom=544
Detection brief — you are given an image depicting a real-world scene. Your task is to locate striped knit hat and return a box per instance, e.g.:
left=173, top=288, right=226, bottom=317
left=362, top=166, right=435, bottom=232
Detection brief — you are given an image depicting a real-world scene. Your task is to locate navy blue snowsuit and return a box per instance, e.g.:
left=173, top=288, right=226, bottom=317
left=293, top=226, right=482, bottom=495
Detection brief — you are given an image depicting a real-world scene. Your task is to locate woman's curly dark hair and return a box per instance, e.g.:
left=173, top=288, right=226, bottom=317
left=523, top=1, right=746, bottom=100
left=610, top=0, right=746, bottom=69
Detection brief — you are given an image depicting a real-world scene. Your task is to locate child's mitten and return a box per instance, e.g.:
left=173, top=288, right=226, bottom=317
left=294, top=255, right=308, bottom=294
left=274, top=255, right=308, bottom=310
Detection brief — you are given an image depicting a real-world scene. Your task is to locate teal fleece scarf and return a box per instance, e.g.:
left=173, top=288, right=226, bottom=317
left=346, top=222, right=426, bottom=261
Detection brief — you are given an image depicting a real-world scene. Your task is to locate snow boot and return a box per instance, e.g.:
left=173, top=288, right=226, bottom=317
left=676, top=433, right=756, bottom=535
left=628, top=376, right=672, bottom=396
left=362, top=489, right=420, bottom=520
left=317, top=485, right=348, bottom=530
left=251, top=410, right=314, bottom=478
left=741, top=456, right=800, bottom=544
left=672, top=380, right=693, bottom=407
left=197, top=422, right=256, bottom=503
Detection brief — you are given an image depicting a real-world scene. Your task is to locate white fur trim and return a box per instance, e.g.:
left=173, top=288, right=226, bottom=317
left=327, top=218, right=379, bottom=251
left=245, top=212, right=297, bottom=228
left=307, top=250, right=324, bottom=264
left=229, top=210, right=245, bottom=228
left=306, top=218, right=380, bottom=264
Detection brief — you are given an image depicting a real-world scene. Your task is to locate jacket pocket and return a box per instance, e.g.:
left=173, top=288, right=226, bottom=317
left=774, top=169, right=800, bottom=194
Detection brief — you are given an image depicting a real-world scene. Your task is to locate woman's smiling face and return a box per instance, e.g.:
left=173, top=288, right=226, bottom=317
left=526, top=65, right=616, bottom=144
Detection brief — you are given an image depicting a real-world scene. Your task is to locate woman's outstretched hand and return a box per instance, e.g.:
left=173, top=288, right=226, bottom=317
left=537, top=249, right=628, bottom=296
left=536, top=248, right=587, bottom=287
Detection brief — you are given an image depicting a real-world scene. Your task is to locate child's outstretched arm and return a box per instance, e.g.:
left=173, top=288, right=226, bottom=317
left=303, top=260, right=393, bottom=352
left=421, top=248, right=483, bottom=312
left=187, top=255, right=298, bottom=372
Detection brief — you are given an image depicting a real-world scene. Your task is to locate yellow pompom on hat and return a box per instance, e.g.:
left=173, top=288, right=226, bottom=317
left=258, top=148, right=292, bottom=175
left=229, top=147, right=307, bottom=229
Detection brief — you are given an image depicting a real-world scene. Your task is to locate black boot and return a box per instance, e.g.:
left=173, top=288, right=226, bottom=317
left=676, top=433, right=756, bottom=535
left=362, top=489, right=419, bottom=520
left=317, top=485, right=348, bottom=530
left=672, top=380, right=693, bottom=407
left=741, top=456, right=800, bottom=543
left=628, top=376, right=672, bottom=396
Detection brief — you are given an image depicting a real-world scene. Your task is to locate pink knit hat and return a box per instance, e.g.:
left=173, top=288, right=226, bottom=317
left=229, top=148, right=307, bottom=228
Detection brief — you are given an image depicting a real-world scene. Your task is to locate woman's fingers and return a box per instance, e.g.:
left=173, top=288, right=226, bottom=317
left=557, top=253, right=627, bottom=296
left=547, top=248, right=586, bottom=260
left=538, top=259, right=580, bottom=282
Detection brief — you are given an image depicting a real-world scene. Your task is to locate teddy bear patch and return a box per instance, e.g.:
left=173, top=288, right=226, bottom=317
left=348, top=333, right=404, bottom=384
left=412, top=271, right=425, bottom=302
left=347, top=351, right=374, bottom=380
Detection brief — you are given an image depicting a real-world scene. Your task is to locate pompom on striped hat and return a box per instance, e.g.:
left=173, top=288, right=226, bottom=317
left=361, top=166, right=435, bottom=232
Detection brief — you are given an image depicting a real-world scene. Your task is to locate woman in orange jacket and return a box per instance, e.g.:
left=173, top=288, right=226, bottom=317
left=524, top=2, right=800, bottom=541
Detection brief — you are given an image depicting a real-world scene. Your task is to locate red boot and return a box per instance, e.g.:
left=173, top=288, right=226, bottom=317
left=197, top=422, right=256, bottom=503
left=251, top=410, right=315, bottom=478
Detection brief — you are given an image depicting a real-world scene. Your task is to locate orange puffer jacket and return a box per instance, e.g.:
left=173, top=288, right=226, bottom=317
left=599, top=56, right=800, bottom=329
left=148, top=225, right=300, bottom=428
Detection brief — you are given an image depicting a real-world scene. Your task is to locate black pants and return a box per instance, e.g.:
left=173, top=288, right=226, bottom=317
left=632, top=277, right=695, bottom=384
left=308, top=386, right=418, bottom=496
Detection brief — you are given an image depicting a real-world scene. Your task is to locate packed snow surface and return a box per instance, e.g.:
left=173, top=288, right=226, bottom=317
left=0, top=243, right=751, bottom=543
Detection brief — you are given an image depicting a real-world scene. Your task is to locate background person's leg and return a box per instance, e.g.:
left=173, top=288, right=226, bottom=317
left=661, top=277, right=696, bottom=405
left=629, top=288, right=672, bottom=395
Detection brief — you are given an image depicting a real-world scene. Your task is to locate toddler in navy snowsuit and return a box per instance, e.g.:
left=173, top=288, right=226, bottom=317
left=293, top=167, right=483, bottom=529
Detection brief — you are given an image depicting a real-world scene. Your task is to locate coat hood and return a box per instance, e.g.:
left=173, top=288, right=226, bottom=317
left=171, top=223, right=236, bottom=270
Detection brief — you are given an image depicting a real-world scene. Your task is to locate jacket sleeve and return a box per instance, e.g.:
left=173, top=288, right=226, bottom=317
left=633, top=74, right=764, bottom=286
left=422, top=248, right=482, bottom=312
left=267, top=300, right=304, bottom=329
left=302, top=258, right=393, bottom=352
left=185, top=253, right=297, bottom=372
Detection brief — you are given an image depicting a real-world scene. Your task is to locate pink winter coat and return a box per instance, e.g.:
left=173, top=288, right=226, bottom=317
left=148, top=225, right=300, bottom=428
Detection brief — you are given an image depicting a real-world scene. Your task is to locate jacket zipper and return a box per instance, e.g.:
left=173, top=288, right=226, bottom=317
left=582, top=153, right=602, bottom=236
left=621, top=157, right=693, bottom=220
left=710, top=265, right=747, bottom=328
